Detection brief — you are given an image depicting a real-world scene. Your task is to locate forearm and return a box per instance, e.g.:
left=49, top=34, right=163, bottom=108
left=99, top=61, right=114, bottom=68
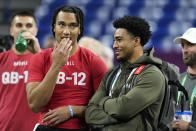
left=85, top=93, right=118, bottom=125
left=103, top=69, right=164, bottom=120
left=27, top=65, right=61, bottom=112
left=85, top=102, right=118, bottom=125
left=85, top=73, right=118, bottom=125
left=71, top=105, right=86, bottom=118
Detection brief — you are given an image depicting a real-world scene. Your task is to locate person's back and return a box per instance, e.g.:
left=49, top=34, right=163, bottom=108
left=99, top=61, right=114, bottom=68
left=0, top=11, right=41, bottom=131
left=173, top=28, right=196, bottom=130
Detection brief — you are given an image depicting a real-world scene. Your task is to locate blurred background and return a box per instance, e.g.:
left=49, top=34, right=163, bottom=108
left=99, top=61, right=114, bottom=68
left=0, top=0, right=195, bottom=73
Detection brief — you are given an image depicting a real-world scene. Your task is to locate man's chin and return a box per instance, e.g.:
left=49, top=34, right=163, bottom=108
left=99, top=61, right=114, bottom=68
left=184, top=60, right=194, bottom=66
left=117, top=57, right=126, bottom=63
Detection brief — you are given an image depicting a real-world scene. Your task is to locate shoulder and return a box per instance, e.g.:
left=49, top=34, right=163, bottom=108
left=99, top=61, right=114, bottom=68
left=139, top=65, right=165, bottom=81
left=38, top=48, right=52, bottom=56
left=0, top=50, right=13, bottom=63
left=32, top=48, right=52, bottom=59
left=143, top=65, right=163, bottom=74
left=0, top=49, right=12, bottom=56
left=30, top=48, right=52, bottom=66
left=180, top=72, right=186, bottom=77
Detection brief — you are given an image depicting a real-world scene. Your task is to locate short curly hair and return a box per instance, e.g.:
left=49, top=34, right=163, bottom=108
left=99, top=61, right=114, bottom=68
left=113, top=15, right=152, bottom=46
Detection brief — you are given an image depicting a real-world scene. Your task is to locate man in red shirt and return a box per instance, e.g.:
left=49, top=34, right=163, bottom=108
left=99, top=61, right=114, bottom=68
left=0, top=11, right=41, bottom=131
left=26, top=5, right=107, bottom=130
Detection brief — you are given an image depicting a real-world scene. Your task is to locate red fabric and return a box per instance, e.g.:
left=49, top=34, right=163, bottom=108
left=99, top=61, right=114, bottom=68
left=0, top=50, right=39, bottom=131
left=28, top=47, right=107, bottom=129
left=134, top=65, right=146, bottom=75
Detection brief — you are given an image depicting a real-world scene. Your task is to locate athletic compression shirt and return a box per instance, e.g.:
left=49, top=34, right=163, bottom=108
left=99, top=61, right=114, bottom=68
left=28, top=47, right=107, bottom=129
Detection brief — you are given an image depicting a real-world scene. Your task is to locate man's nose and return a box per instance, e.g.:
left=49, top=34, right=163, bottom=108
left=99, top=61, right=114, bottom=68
left=20, top=26, right=28, bottom=31
left=63, top=26, right=71, bottom=34
left=113, top=41, right=118, bottom=49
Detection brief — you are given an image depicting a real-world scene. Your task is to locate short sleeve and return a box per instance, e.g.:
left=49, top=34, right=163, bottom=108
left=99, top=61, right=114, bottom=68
left=27, top=52, right=45, bottom=83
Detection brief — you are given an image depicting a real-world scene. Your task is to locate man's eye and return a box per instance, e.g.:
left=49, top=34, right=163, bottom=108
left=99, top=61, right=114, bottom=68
left=26, top=24, right=33, bottom=28
left=188, top=43, right=194, bottom=47
left=58, top=22, right=65, bottom=26
left=16, top=23, right=22, bottom=28
left=70, top=23, right=78, bottom=28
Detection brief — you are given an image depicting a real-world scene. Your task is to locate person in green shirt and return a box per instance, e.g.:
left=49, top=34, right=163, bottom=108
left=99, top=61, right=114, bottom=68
left=85, top=15, right=165, bottom=131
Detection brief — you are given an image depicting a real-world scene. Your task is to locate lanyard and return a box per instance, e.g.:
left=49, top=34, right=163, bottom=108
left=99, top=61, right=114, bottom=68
left=109, top=69, right=121, bottom=96
left=109, top=68, right=137, bottom=97
left=190, top=85, right=196, bottom=106
left=178, top=73, right=196, bottom=107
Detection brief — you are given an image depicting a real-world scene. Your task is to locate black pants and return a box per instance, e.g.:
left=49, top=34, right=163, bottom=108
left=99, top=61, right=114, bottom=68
left=35, top=125, right=89, bottom=131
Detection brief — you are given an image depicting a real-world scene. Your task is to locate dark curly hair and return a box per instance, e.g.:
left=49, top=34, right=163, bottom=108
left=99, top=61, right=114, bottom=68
left=51, top=5, right=84, bottom=41
left=113, top=15, right=151, bottom=46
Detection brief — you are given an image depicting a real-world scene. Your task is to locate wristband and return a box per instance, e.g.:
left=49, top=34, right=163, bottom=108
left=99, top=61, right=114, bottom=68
left=68, top=105, right=74, bottom=117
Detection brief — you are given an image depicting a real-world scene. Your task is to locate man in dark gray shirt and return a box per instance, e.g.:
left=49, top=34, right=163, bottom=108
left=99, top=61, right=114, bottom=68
left=173, top=28, right=196, bottom=131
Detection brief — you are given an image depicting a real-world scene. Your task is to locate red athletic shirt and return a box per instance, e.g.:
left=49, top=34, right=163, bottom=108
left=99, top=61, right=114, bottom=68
left=28, top=47, right=107, bottom=129
left=0, top=49, right=39, bottom=131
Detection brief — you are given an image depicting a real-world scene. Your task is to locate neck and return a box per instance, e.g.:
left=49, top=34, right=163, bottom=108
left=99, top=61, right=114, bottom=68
left=187, top=65, right=196, bottom=75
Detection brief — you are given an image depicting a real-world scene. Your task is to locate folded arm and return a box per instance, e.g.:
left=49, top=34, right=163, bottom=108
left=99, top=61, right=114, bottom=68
left=85, top=72, right=118, bottom=125
left=86, top=66, right=165, bottom=125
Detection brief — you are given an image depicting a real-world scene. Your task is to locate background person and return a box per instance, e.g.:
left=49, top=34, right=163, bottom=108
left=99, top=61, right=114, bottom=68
left=26, top=5, right=107, bottom=130
left=0, top=11, right=41, bottom=131
left=173, top=28, right=196, bottom=131
left=79, top=36, right=114, bottom=70
left=43, top=36, right=57, bottom=49
left=0, top=35, right=13, bottom=52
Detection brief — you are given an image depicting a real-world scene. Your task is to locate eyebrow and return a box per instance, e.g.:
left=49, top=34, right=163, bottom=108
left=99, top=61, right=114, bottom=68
left=70, top=22, right=79, bottom=26
left=58, top=21, right=78, bottom=24
left=114, top=36, right=123, bottom=39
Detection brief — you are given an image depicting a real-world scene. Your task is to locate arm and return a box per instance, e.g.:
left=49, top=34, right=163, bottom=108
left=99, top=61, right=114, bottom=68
left=26, top=38, right=72, bottom=113
left=39, top=57, right=107, bottom=126
left=85, top=72, right=118, bottom=125
left=21, top=31, right=41, bottom=53
left=103, top=66, right=165, bottom=121
left=42, top=105, right=86, bottom=126
left=26, top=64, right=63, bottom=112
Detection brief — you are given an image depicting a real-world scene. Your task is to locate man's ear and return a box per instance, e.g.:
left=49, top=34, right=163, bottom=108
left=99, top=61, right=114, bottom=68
left=78, top=25, right=81, bottom=35
left=134, top=37, right=141, bottom=47
left=10, top=27, right=14, bottom=37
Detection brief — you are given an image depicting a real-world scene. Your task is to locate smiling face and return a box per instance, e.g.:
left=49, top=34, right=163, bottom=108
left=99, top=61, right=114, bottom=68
left=181, top=39, right=196, bottom=66
left=113, top=28, right=136, bottom=62
left=53, top=11, right=80, bottom=45
left=10, top=16, right=38, bottom=43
